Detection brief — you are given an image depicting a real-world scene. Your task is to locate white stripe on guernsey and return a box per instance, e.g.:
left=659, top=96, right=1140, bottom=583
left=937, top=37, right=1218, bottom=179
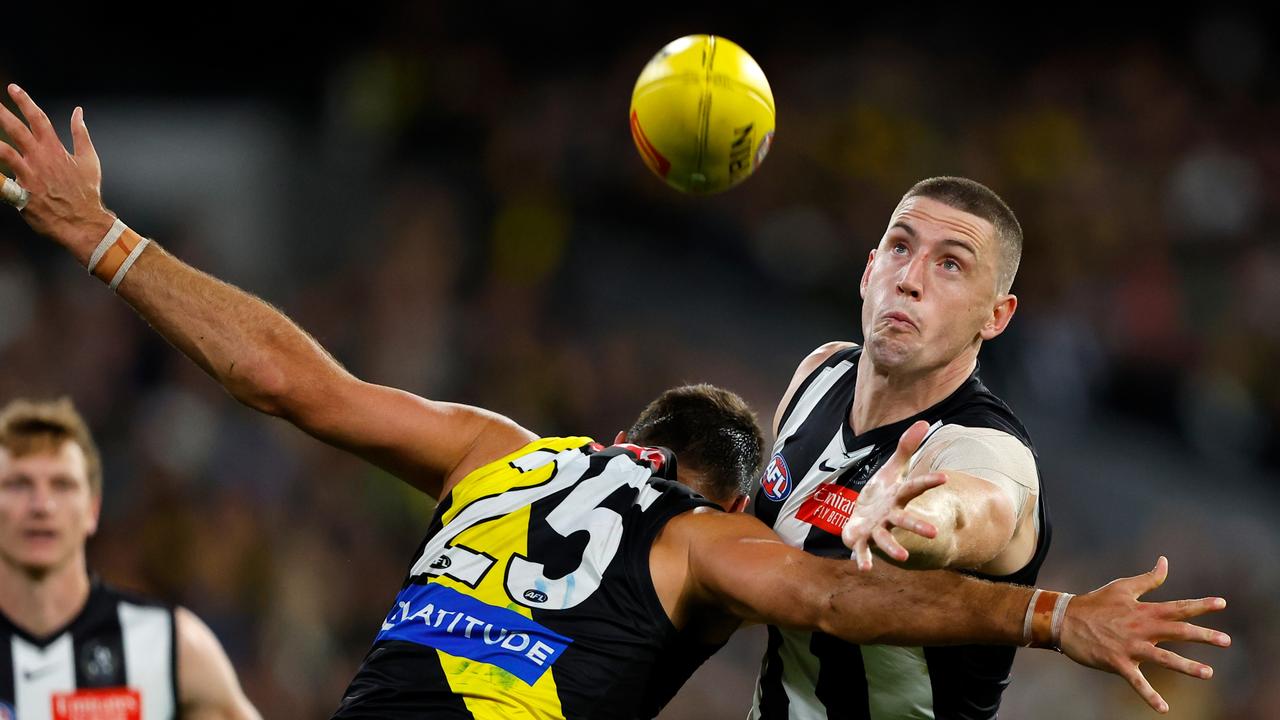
left=119, top=602, right=174, bottom=720
left=861, top=645, right=934, bottom=719
left=748, top=627, right=828, bottom=720
left=776, top=359, right=856, bottom=444
left=13, top=633, right=75, bottom=720
left=770, top=357, right=861, bottom=549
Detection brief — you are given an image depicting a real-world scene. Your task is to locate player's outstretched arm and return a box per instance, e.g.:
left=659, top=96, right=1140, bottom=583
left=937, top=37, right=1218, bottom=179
left=175, top=607, right=262, bottom=720
left=678, top=514, right=1230, bottom=713
left=0, top=84, right=534, bottom=499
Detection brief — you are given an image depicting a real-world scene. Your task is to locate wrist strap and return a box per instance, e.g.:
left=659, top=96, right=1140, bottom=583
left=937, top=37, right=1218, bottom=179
left=87, top=218, right=151, bottom=290
left=1024, top=589, right=1073, bottom=651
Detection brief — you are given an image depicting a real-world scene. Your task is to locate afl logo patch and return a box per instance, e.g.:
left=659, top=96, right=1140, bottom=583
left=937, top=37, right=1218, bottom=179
left=761, top=453, right=792, bottom=501
left=0, top=702, right=13, bottom=720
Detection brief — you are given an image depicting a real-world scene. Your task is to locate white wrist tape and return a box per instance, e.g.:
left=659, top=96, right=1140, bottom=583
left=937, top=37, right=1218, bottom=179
left=87, top=218, right=151, bottom=291
left=109, top=236, right=150, bottom=290
left=88, top=218, right=129, bottom=274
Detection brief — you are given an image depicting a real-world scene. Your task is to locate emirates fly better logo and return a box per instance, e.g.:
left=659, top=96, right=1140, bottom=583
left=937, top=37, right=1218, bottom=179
left=761, top=453, right=792, bottom=501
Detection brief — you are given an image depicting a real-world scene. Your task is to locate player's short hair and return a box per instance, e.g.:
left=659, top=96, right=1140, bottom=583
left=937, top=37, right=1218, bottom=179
left=0, top=397, right=103, bottom=496
left=628, top=384, right=764, bottom=503
left=902, top=176, right=1023, bottom=294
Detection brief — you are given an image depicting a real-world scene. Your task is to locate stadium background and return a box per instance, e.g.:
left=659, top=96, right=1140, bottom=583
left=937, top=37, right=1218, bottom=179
left=1, top=6, right=1276, bottom=718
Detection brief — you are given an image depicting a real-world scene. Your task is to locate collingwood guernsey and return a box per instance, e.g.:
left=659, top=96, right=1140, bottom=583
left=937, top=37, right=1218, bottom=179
left=751, top=345, right=1051, bottom=720
left=0, top=580, right=176, bottom=720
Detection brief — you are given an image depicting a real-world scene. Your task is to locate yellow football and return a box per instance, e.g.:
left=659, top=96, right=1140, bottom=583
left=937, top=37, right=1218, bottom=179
left=630, top=35, right=776, bottom=195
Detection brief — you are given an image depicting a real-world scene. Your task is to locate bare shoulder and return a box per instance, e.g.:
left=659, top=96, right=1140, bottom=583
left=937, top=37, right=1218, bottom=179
left=176, top=607, right=261, bottom=720
left=773, top=340, right=858, bottom=435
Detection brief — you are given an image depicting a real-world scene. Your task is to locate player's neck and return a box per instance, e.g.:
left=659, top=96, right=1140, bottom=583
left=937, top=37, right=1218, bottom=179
left=0, top=553, right=92, bottom=638
left=849, top=350, right=976, bottom=436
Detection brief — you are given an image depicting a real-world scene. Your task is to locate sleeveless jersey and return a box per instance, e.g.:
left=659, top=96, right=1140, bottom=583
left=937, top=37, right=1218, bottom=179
left=751, top=346, right=1052, bottom=720
left=333, top=437, right=718, bottom=720
left=0, top=580, right=177, bottom=720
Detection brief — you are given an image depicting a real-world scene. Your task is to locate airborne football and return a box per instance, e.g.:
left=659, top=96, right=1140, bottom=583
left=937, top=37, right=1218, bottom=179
left=629, top=35, right=776, bottom=194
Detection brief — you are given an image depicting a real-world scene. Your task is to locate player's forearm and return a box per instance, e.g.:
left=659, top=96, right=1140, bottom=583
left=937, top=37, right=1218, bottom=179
left=112, top=240, right=347, bottom=417
left=816, top=563, right=1030, bottom=646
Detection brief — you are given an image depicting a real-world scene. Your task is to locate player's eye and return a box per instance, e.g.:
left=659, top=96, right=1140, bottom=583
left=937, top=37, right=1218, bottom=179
left=941, top=258, right=961, bottom=272
left=892, top=242, right=909, bottom=255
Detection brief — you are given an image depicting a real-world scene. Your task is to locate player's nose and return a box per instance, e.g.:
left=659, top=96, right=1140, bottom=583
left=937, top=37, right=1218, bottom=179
left=896, top=254, right=926, bottom=298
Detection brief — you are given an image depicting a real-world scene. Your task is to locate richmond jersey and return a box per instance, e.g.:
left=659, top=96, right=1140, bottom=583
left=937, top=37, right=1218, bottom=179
left=333, top=437, right=717, bottom=720
left=751, top=346, right=1051, bottom=720
left=0, top=580, right=177, bottom=720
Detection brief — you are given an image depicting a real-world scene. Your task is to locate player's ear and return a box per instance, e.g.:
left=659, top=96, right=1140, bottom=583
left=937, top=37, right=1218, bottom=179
left=859, top=249, right=876, bottom=300
left=612, top=431, right=627, bottom=445
left=980, top=293, right=1017, bottom=341
left=728, top=494, right=749, bottom=514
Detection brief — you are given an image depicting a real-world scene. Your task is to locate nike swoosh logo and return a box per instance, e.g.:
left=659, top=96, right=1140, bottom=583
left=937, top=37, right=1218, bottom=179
left=818, top=459, right=840, bottom=472
left=23, top=664, right=57, bottom=681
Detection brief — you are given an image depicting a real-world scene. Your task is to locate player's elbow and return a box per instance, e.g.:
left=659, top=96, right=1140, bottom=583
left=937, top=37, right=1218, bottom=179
left=224, top=358, right=293, bottom=417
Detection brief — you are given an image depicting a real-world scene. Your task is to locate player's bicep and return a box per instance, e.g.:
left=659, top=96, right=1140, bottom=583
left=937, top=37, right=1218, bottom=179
left=293, top=375, right=536, bottom=499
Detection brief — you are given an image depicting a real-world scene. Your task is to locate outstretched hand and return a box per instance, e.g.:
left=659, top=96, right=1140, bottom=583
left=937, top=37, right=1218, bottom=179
left=841, top=419, right=947, bottom=571
left=0, top=84, right=114, bottom=261
left=1058, top=557, right=1231, bottom=714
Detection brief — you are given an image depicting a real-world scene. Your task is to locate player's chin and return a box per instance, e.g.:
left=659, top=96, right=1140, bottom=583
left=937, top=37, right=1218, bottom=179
left=864, top=334, right=919, bottom=368
left=9, top=547, right=70, bottom=576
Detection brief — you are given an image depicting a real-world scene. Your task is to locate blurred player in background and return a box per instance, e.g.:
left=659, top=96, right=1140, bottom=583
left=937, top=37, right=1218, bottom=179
left=0, top=85, right=1231, bottom=718
left=0, top=398, right=261, bottom=719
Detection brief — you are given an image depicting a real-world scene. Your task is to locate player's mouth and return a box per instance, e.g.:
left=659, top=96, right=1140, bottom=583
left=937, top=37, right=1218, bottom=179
left=21, top=528, right=60, bottom=543
left=881, top=311, right=918, bottom=331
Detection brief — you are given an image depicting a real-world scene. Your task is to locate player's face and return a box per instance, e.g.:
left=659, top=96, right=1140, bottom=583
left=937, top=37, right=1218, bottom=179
left=0, top=441, right=100, bottom=576
left=859, top=196, right=1015, bottom=374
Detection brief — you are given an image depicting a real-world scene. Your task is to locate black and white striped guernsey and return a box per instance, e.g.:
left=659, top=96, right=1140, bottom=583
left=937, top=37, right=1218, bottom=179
left=751, top=345, right=1051, bottom=720
left=0, top=579, right=177, bottom=720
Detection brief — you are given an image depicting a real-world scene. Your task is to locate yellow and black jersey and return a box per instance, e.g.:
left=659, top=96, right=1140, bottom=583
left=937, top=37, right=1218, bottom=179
left=332, top=437, right=718, bottom=720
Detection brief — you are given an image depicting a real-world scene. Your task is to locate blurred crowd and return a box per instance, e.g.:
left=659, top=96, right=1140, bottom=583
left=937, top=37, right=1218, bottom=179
left=0, top=8, right=1276, bottom=718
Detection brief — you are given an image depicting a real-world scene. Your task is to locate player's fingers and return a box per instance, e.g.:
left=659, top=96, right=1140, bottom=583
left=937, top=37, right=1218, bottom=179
left=1121, top=664, right=1168, bottom=714
left=871, top=526, right=908, bottom=562
left=840, top=517, right=864, bottom=548
left=897, top=472, right=946, bottom=504
left=0, top=141, right=33, bottom=182
left=891, top=420, right=931, bottom=469
left=1155, top=597, right=1227, bottom=622
left=1155, top=621, right=1232, bottom=648
left=1138, top=645, right=1213, bottom=680
left=888, top=509, right=937, bottom=539
left=0, top=96, right=35, bottom=152
left=1118, top=556, right=1168, bottom=597
left=71, top=106, right=98, bottom=161
left=855, top=541, right=875, bottom=572
left=7, top=84, right=57, bottom=146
